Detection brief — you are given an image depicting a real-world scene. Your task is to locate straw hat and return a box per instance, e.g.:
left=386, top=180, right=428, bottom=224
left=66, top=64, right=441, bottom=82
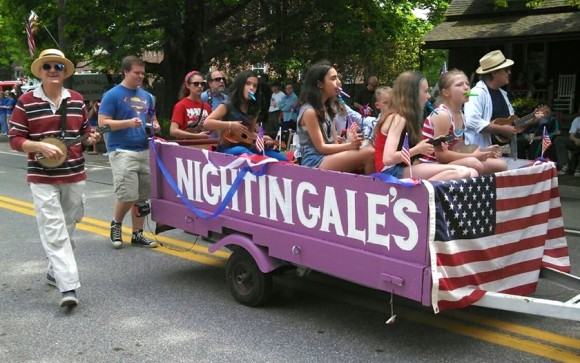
left=475, top=50, right=514, bottom=75
left=30, top=49, right=75, bottom=79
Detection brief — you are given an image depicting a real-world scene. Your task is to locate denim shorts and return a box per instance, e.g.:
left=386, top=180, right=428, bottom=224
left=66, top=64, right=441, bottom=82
left=299, top=145, right=324, bottom=168
left=381, top=164, right=405, bottom=179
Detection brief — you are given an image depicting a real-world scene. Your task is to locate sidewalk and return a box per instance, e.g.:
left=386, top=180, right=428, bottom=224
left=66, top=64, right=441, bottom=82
left=557, top=174, right=580, bottom=200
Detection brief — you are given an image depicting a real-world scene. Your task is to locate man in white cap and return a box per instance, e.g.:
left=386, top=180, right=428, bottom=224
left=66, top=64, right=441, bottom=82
left=9, top=48, right=100, bottom=308
left=464, top=50, right=519, bottom=149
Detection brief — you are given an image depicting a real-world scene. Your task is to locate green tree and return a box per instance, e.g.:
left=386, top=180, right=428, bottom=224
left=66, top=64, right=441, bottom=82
left=2, top=0, right=577, bottom=117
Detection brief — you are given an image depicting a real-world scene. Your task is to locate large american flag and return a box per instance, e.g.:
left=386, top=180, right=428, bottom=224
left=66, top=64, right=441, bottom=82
left=429, top=162, right=570, bottom=312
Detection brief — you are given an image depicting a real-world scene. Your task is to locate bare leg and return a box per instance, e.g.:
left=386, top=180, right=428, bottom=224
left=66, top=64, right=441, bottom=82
left=449, top=157, right=483, bottom=176
left=481, top=158, right=507, bottom=174
left=319, top=147, right=375, bottom=174
left=113, top=199, right=134, bottom=224
left=405, top=163, right=475, bottom=181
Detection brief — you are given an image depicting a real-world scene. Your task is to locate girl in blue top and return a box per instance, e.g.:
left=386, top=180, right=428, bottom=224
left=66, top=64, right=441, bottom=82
left=296, top=61, right=374, bottom=173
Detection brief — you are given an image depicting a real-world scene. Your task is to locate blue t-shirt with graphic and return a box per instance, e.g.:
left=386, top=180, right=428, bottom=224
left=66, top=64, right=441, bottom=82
left=99, top=85, right=153, bottom=152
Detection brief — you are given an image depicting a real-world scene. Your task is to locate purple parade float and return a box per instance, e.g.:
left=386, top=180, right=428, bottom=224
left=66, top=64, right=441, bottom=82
left=150, top=139, right=580, bottom=322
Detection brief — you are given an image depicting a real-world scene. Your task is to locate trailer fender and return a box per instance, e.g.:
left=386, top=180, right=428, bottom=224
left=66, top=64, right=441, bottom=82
left=208, top=234, right=286, bottom=273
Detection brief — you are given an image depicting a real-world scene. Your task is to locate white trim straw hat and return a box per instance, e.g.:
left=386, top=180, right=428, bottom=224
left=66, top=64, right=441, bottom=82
left=31, top=49, right=75, bottom=79
left=476, top=50, right=514, bottom=75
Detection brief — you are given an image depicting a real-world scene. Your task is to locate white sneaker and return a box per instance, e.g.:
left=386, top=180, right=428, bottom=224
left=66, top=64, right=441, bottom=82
left=574, top=171, right=580, bottom=177
left=558, top=165, right=569, bottom=175
left=59, top=290, right=78, bottom=307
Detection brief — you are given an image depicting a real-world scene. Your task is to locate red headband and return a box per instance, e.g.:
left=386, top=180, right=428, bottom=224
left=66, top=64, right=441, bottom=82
left=183, top=70, right=201, bottom=97
left=184, top=70, right=200, bottom=87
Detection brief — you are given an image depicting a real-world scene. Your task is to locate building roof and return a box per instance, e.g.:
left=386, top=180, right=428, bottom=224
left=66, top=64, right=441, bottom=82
left=425, top=1, right=580, bottom=48
left=445, top=0, right=570, bottom=17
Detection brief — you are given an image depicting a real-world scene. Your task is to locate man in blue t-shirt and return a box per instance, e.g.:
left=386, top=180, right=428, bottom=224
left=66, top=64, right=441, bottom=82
left=98, top=55, right=160, bottom=249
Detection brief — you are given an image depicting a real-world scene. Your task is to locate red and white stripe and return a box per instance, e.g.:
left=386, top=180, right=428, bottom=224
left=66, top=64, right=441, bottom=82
left=429, top=162, right=570, bottom=312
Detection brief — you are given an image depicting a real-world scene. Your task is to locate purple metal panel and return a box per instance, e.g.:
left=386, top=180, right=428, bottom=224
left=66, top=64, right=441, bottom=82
left=150, top=142, right=434, bottom=304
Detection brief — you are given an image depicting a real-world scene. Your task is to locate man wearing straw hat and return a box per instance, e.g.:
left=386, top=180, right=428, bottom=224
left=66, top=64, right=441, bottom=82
left=9, top=48, right=100, bottom=308
left=464, top=50, right=519, bottom=150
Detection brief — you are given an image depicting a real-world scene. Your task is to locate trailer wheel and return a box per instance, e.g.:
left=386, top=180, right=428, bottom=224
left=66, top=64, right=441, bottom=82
left=226, top=249, right=273, bottom=307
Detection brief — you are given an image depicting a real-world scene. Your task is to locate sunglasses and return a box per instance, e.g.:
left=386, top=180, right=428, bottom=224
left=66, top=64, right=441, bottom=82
left=42, top=63, right=65, bottom=72
left=211, top=77, right=226, bottom=82
left=189, top=81, right=206, bottom=87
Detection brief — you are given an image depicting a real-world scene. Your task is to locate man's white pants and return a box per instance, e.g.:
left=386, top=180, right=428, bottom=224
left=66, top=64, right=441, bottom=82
left=30, top=182, right=85, bottom=292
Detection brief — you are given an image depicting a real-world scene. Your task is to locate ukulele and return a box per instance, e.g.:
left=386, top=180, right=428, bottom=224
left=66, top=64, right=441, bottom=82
left=428, top=133, right=454, bottom=146
left=36, top=125, right=111, bottom=168
left=222, top=130, right=286, bottom=150
left=222, top=128, right=258, bottom=147
left=491, top=105, right=547, bottom=144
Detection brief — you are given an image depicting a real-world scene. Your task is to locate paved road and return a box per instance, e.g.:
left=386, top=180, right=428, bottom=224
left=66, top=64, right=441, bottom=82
left=0, top=137, right=579, bottom=362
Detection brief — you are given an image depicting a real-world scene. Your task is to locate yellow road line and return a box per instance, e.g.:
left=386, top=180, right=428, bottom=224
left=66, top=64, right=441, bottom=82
left=1, top=194, right=578, bottom=360
left=445, top=310, right=580, bottom=350
left=0, top=197, right=228, bottom=266
left=400, top=308, right=580, bottom=363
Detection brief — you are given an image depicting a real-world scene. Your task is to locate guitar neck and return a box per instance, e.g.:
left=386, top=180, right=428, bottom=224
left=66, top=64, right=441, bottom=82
left=513, top=111, right=536, bottom=128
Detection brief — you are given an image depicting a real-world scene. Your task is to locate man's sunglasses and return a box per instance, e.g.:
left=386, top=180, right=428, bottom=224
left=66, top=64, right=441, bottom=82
left=42, top=63, right=65, bottom=72
left=189, top=81, right=206, bottom=87
left=211, top=77, right=226, bottom=82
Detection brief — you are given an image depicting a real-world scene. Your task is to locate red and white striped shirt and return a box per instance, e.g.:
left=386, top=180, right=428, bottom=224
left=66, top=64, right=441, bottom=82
left=9, top=88, right=89, bottom=184
left=420, top=104, right=463, bottom=163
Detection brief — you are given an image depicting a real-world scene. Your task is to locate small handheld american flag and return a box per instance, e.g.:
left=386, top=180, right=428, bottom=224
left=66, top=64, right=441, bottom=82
left=348, top=120, right=359, bottom=140
left=401, top=132, right=411, bottom=167
left=274, top=126, right=282, bottom=150
left=541, top=126, right=551, bottom=158
left=256, top=124, right=265, bottom=154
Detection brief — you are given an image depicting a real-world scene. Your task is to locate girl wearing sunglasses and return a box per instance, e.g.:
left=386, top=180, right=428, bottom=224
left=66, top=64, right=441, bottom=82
left=204, top=70, right=288, bottom=161
left=169, top=70, right=212, bottom=140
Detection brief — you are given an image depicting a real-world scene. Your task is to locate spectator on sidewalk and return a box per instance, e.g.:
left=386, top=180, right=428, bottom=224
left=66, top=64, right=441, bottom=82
left=266, top=81, right=284, bottom=138
left=556, top=114, right=580, bottom=176
left=354, top=75, right=378, bottom=116
left=278, top=83, right=299, bottom=133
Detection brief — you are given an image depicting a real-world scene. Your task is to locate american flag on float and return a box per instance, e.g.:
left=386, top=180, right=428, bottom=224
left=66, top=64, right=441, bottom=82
left=542, top=126, right=552, bottom=157
left=255, top=124, right=265, bottom=154
left=401, top=132, right=411, bottom=167
left=274, top=126, right=282, bottom=150
left=428, top=162, right=570, bottom=312
left=348, top=119, right=359, bottom=139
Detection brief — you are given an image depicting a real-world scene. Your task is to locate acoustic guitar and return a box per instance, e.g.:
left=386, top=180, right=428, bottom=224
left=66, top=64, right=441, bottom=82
left=491, top=105, right=547, bottom=144
left=36, top=125, right=110, bottom=168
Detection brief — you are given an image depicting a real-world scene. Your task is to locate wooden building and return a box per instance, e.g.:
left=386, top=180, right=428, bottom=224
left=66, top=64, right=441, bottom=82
left=424, top=0, right=580, bottom=116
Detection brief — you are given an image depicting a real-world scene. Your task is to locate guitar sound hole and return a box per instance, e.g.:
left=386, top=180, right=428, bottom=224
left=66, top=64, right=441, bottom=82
left=241, top=134, right=247, bottom=139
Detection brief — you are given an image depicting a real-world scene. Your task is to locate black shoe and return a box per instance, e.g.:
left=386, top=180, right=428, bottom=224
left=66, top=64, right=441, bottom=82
left=131, top=230, right=158, bottom=248
left=59, top=290, right=78, bottom=307
left=110, top=221, right=123, bottom=249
